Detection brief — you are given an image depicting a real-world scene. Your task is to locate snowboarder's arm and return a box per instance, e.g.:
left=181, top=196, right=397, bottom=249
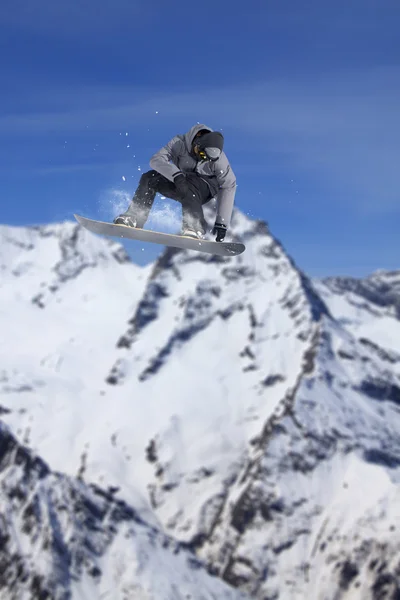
left=214, top=155, right=237, bottom=228
left=149, top=136, right=184, bottom=182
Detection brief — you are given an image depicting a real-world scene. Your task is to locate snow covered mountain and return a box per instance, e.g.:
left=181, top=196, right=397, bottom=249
left=0, top=420, right=244, bottom=600
left=1, top=208, right=399, bottom=599
left=314, top=270, right=400, bottom=354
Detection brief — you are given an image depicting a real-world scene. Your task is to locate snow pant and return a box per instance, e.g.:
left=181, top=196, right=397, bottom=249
left=121, top=170, right=212, bottom=233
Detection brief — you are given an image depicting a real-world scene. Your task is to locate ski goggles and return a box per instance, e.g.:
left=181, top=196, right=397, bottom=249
left=197, top=147, right=222, bottom=162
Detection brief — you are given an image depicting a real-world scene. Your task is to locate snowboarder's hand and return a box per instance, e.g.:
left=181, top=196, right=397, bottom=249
left=173, top=173, right=189, bottom=200
left=212, top=222, right=227, bottom=242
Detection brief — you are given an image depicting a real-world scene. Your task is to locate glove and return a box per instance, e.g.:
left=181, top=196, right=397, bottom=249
left=173, top=173, right=189, bottom=200
left=212, top=222, right=227, bottom=242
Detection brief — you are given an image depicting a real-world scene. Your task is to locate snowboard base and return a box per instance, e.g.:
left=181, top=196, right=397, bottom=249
left=74, top=214, right=245, bottom=257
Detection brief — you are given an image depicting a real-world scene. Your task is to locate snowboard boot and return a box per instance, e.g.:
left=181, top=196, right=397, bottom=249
left=181, top=226, right=205, bottom=240
left=113, top=215, right=137, bottom=228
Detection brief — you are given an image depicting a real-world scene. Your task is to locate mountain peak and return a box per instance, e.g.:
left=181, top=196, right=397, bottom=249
left=1, top=220, right=131, bottom=269
left=109, top=206, right=328, bottom=377
left=0, top=219, right=141, bottom=309
left=321, top=267, right=400, bottom=320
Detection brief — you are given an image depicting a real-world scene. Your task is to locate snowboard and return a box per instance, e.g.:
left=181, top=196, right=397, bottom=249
left=74, top=214, right=245, bottom=257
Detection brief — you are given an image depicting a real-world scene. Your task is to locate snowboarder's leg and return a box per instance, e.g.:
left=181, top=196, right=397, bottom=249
left=181, top=175, right=212, bottom=236
left=114, top=170, right=211, bottom=237
left=114, top=170, right=173, bottom=228
left=153, top=174, right=210, bottom=237
left=180, top=191, right=207, bottom=236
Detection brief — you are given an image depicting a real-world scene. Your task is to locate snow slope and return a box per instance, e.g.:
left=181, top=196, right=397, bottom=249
left=0, top=420, right=245, bottom=600
left=1, top=208, right=400, bottom=598
left=0, top=221, right=154, bottom=513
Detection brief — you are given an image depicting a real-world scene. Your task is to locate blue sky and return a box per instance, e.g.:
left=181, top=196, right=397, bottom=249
left=1, top=0, right=399, bottom=277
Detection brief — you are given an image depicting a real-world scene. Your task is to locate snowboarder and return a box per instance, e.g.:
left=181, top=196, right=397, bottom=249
left=113, top=124, right=236, bottom=241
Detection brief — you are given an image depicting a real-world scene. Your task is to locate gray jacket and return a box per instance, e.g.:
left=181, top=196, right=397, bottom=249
left=149, top=123, right=236, bottom=227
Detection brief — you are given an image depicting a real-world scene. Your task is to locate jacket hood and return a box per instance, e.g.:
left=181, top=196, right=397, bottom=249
left=183, top=123, right=213, bottom=152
